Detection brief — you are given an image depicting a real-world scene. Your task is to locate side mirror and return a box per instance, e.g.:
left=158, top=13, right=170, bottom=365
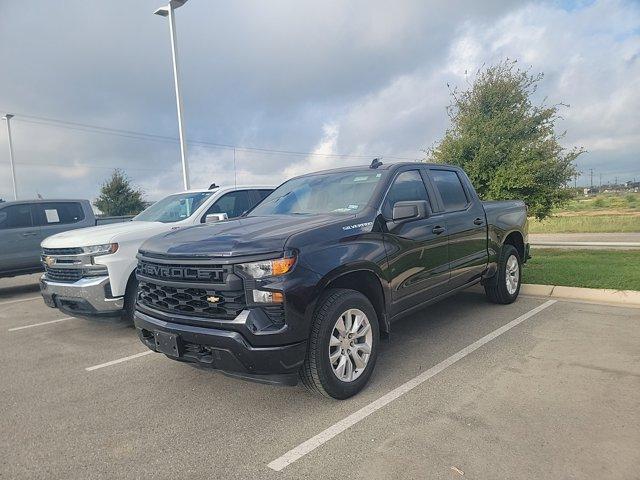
left=205, top=213, right=228, bottom=223
left=392, top=200, right=429, bottom=223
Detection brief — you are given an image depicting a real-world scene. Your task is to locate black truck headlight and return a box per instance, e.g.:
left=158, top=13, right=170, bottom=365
left=237, top=254, right=296, bottom=279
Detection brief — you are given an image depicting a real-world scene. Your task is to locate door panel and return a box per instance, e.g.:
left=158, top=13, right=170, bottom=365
left=444, top=208, right=487, bottom=286
left=429, top=169, right=488, bottom=287
left=381, top=170, right=450, bottom=314
left=0, top=204, right=41, bottom=272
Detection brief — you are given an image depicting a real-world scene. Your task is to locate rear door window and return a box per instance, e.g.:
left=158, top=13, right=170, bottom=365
left=0, top=204, right=34, bottom=229
left=430, top=170, right=469, bottom=212
left=34, top=202, right=85, bottom=226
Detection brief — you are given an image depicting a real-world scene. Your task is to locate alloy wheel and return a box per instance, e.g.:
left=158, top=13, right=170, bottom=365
left=329, top=308, right=373, bottom=382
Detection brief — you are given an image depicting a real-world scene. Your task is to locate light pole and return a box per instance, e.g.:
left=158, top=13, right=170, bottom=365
left=154, top=0, right=190, bottom=191
left=2, top=114, right=17, bottom=200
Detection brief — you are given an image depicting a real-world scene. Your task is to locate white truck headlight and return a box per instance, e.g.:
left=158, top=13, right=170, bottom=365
left=83, top=243, right=118, bottom=256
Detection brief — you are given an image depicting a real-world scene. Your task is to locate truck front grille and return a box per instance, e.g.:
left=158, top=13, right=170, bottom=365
left=138, top=280, right=245, bottom=320
left=44, top=267, right=84, bottom=283
left=42, top=247, right=84, bottom=256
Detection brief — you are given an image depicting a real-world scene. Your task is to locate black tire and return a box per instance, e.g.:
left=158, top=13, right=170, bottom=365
left=484, top=244, right=521, bottom=304
left=300, top=288, right=379, bottom=399
left=122, top=275, right=139, bottom=323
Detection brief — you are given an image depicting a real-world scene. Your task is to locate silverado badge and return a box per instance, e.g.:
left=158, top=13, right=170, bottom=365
left=206, top=295, right=220, bottom=304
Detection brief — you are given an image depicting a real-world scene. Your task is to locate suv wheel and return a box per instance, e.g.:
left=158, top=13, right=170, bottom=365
left=484, top=244, right=521, bottom=304
left=300, top=288, right=379, bottom=399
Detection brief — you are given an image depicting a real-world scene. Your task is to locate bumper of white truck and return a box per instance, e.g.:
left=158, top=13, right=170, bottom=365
left=40, top=275, right=124, bottom=317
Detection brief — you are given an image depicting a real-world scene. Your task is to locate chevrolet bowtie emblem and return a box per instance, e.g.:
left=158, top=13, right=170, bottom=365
left=44, top=256, right=56, bottom=267
left=206, top=295, right=220, bottom=304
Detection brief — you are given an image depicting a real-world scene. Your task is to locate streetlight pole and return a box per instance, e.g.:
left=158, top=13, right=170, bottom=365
left=154, top=0, right=190, bottom=191
left=2, top=114, right=18, bottom=200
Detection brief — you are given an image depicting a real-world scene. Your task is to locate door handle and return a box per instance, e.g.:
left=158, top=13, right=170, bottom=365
left=21, top=232, right=37, bottom=237
left=432, top=226, right=446, bottom=235
left=473, top=217, right=484, bottom=226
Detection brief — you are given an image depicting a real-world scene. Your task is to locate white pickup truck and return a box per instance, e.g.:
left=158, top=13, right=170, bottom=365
left=39, top=185, right=273, bottom=321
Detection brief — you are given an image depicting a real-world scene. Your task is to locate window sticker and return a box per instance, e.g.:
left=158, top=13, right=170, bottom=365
left=45, top=209, right=60, bottom=223
left=348, top=204, right=359, bottom=210
left=353, top=176, right=369, bottom=182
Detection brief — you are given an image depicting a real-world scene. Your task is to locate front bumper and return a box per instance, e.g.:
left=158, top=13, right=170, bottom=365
left=134, top=309, right=307, bottom=386
left=40, top=275, right=124, bottom=317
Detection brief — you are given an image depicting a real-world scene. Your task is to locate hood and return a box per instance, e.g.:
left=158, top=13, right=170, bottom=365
left=140, top=214, right=347, bottom=258
left=41, top=221, right=168, bottom=248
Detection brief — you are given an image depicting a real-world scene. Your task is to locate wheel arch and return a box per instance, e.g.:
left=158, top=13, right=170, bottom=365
left=502, top=230, right=525, bottom=261
left=311, top=265, right=390, bottom=334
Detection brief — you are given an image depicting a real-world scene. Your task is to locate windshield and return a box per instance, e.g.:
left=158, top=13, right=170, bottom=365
left=249, top=171, right=383, bottom=216
left=133, top=192, right=213, bottom=223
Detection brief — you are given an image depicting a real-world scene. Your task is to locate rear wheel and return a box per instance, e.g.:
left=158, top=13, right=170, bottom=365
left=485, top=244, right=521, bottom=304
left=300, top=289, right=379, bottom=399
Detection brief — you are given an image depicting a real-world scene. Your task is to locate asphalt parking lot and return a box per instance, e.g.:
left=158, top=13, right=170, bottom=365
left=1, top=274, right=638, bottom=480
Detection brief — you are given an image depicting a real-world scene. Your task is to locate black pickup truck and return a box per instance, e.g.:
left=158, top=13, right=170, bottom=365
left=134, top=161, right=528, bottom=398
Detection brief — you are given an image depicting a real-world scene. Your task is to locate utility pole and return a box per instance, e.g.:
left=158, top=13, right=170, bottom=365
left=155, top=0, right=190, bottom=191
left=2, top=114, right=17, bottom=200
left=589, top=168, right=594, bottom=189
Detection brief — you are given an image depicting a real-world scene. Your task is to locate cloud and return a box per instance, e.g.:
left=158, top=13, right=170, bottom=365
left=0, top=0, right=638, bottom=202
left=283, top=123, right=340, bottom=178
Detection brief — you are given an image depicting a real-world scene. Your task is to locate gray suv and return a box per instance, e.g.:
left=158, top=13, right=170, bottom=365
left=0, top=199, right=96, bottom=278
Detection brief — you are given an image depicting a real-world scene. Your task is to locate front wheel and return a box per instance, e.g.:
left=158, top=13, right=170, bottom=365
left=300, top=289, right=379, bottom=399
left=484, top=244, right=522, bottom=304
left=121, top=276, right=139, bottom=323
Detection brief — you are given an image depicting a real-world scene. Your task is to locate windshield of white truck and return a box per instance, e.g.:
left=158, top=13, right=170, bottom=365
left=133, top=192, right=213, bottom=223
left=249, top=171, right=382, bottom=216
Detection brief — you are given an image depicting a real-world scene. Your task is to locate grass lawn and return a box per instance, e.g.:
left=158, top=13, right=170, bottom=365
left=527, top=192, right=640, bottom=233
left=560, top=192, right=640, bottom=212
left=523, top=248, right=640, bottom=291
left=528, top=215, right=640, bottom=233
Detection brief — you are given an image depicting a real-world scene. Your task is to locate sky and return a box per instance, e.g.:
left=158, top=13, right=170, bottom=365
left=0, top=0, right=638, bottom=202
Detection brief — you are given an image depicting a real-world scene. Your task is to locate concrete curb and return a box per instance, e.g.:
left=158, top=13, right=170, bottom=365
left=521, top=283, right=640, bottom=307
left=531, top=241, right=640, bottom=250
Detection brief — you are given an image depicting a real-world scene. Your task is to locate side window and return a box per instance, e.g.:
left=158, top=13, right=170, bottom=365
left=382, top=170, right=429, bottom=218
left=0, top=204, right=34, bottom=229
left=430, top=170, right=468, bottom=211
left=35, top=202, right=85, bottom=226
left=204, top=191, right=252, bottom=220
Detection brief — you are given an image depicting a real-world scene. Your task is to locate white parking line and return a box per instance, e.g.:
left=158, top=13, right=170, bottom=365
left=85, top=351, right=154, bottom=371
left=0, top=296, right=40, bottom=307
left=8, top=316, right=75, bottom=332
left=267, top=299, right=557, bottom=472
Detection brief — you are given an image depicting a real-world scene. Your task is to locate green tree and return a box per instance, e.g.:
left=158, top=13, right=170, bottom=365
left=93, top=169, right=145, bottom=216
left=429, top=60, right=583, bottom=220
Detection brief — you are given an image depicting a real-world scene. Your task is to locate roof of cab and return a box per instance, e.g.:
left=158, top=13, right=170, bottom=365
left=292, top=161, right=457, bottom=178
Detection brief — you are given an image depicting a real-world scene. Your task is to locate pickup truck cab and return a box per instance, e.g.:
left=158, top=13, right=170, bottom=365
left=0, top=199, right=128, bottom=278
left=134, top=162, right=528, bottom=398
left=39, top=186, right=273, bottom=321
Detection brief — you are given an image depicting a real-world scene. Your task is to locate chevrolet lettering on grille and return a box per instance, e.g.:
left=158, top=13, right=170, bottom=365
left=138, top=262, right=221, bottom=282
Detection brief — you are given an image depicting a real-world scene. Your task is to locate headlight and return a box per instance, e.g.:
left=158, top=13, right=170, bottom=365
left=83, top=243, right=118, bottom=256
left=237, top=254, right=296, bottom=279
